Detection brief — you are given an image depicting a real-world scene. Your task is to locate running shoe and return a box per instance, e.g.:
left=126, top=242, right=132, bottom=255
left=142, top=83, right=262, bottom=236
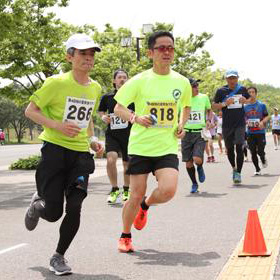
left=211, top=156, right=215, bottom=162
left=118, top=238, right=134, bottom=253
left=49, top=254, right=72, bottom=276
left=197, top=166, right=205, bottom=183
left=122, top=190, right=130, bottom=201
left=190, top=183, right=199, bottom=193
left=24, top=192, right=44, bottom=231
left=254, top=171, right=261, bottom=176
left=233, top=171, right=242, bottom=184
left=207, top=157, right=211, bottom=163
left=134, top=207, right=148, bottom=230
left=107, top=190, right=120, bottom=203
left=262, top=159, right=268, bottom=169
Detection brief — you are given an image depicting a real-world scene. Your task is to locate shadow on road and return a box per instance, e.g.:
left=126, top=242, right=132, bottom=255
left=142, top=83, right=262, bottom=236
left=232, top=184, right=268, bottom=189
left=131, top=249, right=220, bottom=267
left=260, top=173, right=280, bottom=178
left=186, top=192, right=227, bottom=198
left=30, top=266, right=125, bottom=280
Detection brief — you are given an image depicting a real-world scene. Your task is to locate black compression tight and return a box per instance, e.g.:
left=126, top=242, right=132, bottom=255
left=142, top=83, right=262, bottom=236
left=56, top=189, right=86, bottom=255
left=38, top=188, right=86, bottom=256
left=226, top=144, right=244, bottom=173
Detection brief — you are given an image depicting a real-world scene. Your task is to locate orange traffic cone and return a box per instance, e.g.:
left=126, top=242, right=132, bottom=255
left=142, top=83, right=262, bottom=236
left=238, top=209, right=271, bottom=257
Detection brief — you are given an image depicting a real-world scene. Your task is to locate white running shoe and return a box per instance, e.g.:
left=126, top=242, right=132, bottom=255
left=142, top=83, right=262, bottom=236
left=254, top=171, right=261, bottom=176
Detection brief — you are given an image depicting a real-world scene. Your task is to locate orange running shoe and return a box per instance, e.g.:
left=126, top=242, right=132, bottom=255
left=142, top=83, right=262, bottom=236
left=118, top=238, right=134, bottom=253
left=134, top=208, right=148, bottom=230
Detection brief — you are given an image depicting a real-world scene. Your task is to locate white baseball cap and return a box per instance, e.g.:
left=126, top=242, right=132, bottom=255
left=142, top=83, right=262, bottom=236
left=65, top=33, right=101, bottom=52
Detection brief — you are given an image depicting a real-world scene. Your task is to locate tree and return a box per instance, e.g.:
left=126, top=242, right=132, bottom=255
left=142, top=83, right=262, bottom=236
left=0, top=0, right=72, bottom=103
left=0, top=97, right=32, bottom=143
left=86, top=23, right=215, bottom=94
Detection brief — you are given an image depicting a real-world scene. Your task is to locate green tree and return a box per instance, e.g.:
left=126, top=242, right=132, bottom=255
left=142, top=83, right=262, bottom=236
left=0, top=0, right=72, bottom=103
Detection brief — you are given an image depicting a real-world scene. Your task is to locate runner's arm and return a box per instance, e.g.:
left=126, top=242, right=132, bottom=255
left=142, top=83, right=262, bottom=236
left=98, top=111, right=110, bottom=124
left=87, top=118, right=104, bottom=155
left=114, top=103, right=152, bottom=127
left=176, top=106, right=190, bottom=138
left=25, top=101, right=80, bottom=137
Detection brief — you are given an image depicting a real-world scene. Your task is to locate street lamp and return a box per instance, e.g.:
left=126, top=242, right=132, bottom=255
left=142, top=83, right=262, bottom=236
left=136, top=24, right=153, bottom=62
left=121, top=24, right=153, bottom=62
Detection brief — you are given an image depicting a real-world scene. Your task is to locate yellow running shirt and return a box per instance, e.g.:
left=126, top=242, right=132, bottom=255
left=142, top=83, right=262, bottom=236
left=30, top=71, right=102, bottom=152
left=114, top=69, right=191, bottom=156
left=185, top=93, right=211, bottom=130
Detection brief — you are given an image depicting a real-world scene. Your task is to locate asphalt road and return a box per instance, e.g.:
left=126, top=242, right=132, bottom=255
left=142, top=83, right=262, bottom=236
left=0, top=144, right=41, bottom=168
left=0, top=136, right=280, bottom=280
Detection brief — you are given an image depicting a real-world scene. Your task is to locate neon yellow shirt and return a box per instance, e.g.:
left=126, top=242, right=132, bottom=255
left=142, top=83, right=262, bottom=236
left=185, top=93, right=211, bottom=129
left=30, top=71, right=102, bottom=152
left=114, top=69, right=191, bottom=156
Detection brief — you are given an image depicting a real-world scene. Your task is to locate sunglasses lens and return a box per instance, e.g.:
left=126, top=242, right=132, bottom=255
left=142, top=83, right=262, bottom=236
left=155, top=46, right=175, bottom=53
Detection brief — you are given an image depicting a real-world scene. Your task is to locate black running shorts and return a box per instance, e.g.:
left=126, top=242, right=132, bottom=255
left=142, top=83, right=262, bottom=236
left=105, top=133, right=129, bottom=161
left=126, top=154, right=179, bottom=175
left=272, top=129, right=280, bottom=135
left=222, top=126, right=246, bottom=148
left=36, top=142, right=95, bottom=202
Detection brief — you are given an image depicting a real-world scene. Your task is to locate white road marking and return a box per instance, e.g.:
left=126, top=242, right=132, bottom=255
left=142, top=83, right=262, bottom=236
left=0, top=243, right=28, bottom=255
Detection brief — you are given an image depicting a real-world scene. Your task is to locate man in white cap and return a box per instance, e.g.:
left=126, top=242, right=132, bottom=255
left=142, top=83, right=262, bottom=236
left=24, top=33, right=103, bottom=275
left=213, top=70, right=250, bottom=184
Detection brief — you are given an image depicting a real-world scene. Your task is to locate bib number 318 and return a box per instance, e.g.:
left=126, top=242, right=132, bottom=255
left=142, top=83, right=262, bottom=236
left=147, top=101, right=176, bottom=127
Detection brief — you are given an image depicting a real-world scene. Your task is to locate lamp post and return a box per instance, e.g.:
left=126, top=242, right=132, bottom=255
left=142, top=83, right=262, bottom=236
left=121, top=24, right=153, bottom=62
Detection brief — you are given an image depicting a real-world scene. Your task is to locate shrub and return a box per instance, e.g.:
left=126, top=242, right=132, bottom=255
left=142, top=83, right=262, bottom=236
left=10, top=155, right=41, bottom=170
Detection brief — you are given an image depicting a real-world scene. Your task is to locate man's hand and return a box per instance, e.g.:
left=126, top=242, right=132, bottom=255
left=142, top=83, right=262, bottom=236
left=225, top=98, right=234, bottom=106
left=101, top=115, right=111, bottom=124
left=90, top=141, right=104, bottom=157
left=175, top=124, right=185, bottom=139
left=57, top=121, right=81, bottom=137
left=135, top=115, right=153, bottom=128
left=239, top=96, right=247, bottom=104
left=259, top=121, right=265, bottom=129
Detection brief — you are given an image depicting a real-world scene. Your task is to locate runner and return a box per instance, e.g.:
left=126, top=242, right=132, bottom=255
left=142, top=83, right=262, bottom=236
left=181, top=78, right=211, bottom=193
left=98, top=69, right=134, bottom=203
left=24, top=33, right=104, bottom=276
left=205, top=110, right=218, bottom=162
left=244, top=86, right=269, bottom=175
left=213, top=69, right=250, bottom=184
left=217, top=110, right=225, bottom=154
left=0, top=129, right=5, bottom=145
left=271, top=108, right=280, bottom=150
left=113, top=31, right=191, bottom=252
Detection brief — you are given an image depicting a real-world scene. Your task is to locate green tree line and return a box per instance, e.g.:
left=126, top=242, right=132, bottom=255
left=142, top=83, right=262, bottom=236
left=0, top=0, right=280, bottom=142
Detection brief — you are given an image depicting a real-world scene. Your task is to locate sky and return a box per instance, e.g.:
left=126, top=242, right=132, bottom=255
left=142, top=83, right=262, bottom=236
left=50, top=0, right=280, bottom=87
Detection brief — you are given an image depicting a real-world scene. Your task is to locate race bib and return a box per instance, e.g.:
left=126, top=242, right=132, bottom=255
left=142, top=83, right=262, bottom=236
left=63, top=97, right=95, bottom=128
left=110, top=114, right=128, bottom=130
left=146, top=101, right=177, bottom=128
left=273, top=120, right=280, bottom=126
left=228, top=94, right=242, bottom=109
left=247, top=118, right=260, bottom=128
left=188, top=110, right=204, bottom=125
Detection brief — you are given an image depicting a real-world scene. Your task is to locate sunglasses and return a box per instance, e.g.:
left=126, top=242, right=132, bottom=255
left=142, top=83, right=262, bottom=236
left=153, top=46, right=175, bottom=53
